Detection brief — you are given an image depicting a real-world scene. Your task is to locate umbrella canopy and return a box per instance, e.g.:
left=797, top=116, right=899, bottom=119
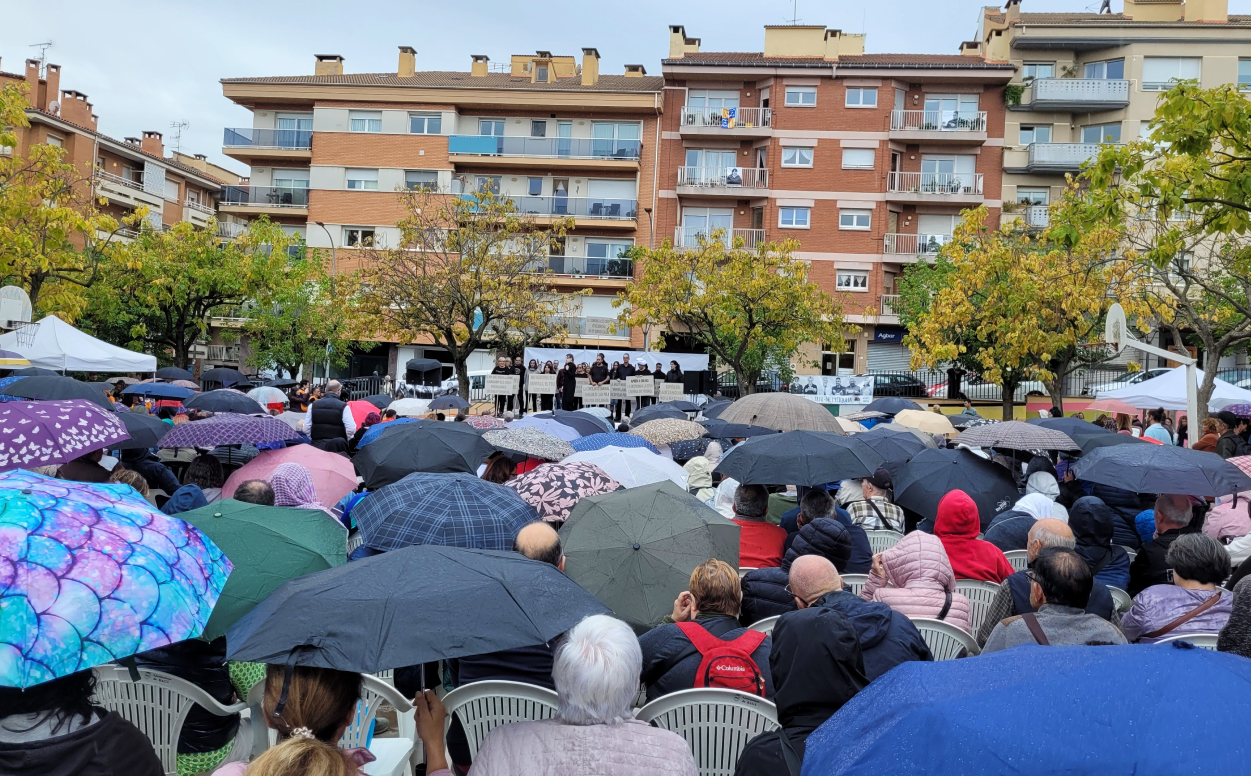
left=570, top=432, right=659, bottom=454
left=361, top=394, right=392, bottom=410
left=1229, top=455, right=1251, bottom=479
left=464, top=414, right=509, bottom=431
left=184, top=389, right=265, bottom=415
left=122, top=382, right=194, bottom=400
left=863, top=397, right=924, bottom=416
left=505, top=461, right=623, bottom=522
left=247, top=386, right=289, bottom=407
left=1027, top=416, right=1137, bottom=454
left=429, top=394, right=470, bottom=411
left=356, top=416, right=421, bottom=448
left=177, top=500, right=345, bottom=641
left=843, top=410, right=889, bottom=422
left=948, top=412, right=989, bottom=430
left=714, top=430, right=886, bottom=487
left=893, top=409, right=958, bottom=438
left=275, top=411, right=305, bottom=431
left=222, top=446, right=358, bottom=507
left=389, top=397, right=431, bottom=417
left=576, top=406, right=611, bottom=420
left=346, top=400, right=379, bottom=426
left=1221, top=403, right=1251, bottom=418
left=0, top=375, right=112, bottom=409
left=954, top=420, right=1079, bottom=452
left=883, top=423, right=940, bottom=449
left=155, top=366, right=194, bottom=381
left=508, top=416, right=581, bottom=442
left=112, top=411, right=173, bottom=450
left=629, top=418, right=707, bottom=446
left=532, top=410, right=613, bottom=436
left=564, top=446, right=689, bottom=489
left=0, top=471, right=231, bottom=688
left=1072, top=444, right=1251, bottom=498
left=0, top=376, right=26, bottom=402
left=628, top=405, right=689, bottom=425
left=806, top=644, right=1251, bottom=776
left=559, top=481, right=740, bottom=632
left=0, top=349, right=31, bottom=367
left=657, top=400, right=700, bottom=413
left=699, top=419, right=781, bottom=440
left=1085, top=397, right=1143, bottom=416
left=265, top=378, right=299, bottom=389
left=483, top=427, right=575, bottom=461
left=855, top=424, right=932, bottom=463
left=171, top=380, right=200, bottom=391
left=9, top=367, right=59, bottom=376
left=892, top=448, right=1021, bottom=528
left=717, top=393, right=845, bottom=434
left=354, top=421, right=495, bottom=489
left=668, top=437, right=711, bottom=461
left=199, top=367, right=249, bottom=387
left=701, top=399, right=732, bottom=419
left=225, top=544, right=607, bottom=670
left=158, top=412, right=300, bottom=449
left=0, top=400, right=130, bottom=472
left=832, top=416, right=866, bottom=434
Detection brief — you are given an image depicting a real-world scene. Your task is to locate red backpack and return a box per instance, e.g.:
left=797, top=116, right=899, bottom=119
left=675, top=622, right=768, bottom=697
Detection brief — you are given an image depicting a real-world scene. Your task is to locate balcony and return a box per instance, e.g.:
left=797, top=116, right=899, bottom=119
left=205, top=344, right=241, bottom=363
left=209, top=306, right=250, bottom=328
left=182, top=199, right=215, bottom=228
left=552, top=316, right=630, bottom=341
left=219, top=185, right=309, bottom=217
left=1023, top=78, right=1130, bottom=111
left=222, top=128, right=312, bottom=161
left=879, top=295, right=901, bottom=319
left=888, top=110, right=987, bottom=143
left=462, top=194, right=637, bottom=228
left=1023, top=143, right=1107, bottom=173
left=883, top=233, right=950, bottom=258
left=674, top=226, right=766, bottom=250
left=533, top=256, right=635, bottom=288
left=675, top=166, right=769, bottom=197
left=1022, top=205, right=1050, bottom=228
left=678, top=106, right=772, bottom=138
left=447, top=135, right=640, bottom=171
left=217, top=220, right=248, bottom=239
left=885, top=172, right=983, bottom=204
left=93, top=170, right=166, bottom=210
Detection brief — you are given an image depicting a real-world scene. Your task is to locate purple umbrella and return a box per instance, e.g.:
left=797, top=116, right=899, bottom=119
left=157, top=412, right=300, bottom=449
left=0, top=400, right=130, bottom=473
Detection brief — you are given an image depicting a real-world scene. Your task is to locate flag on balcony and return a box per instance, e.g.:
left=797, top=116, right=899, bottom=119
left=721, top=107, right=737, bottom=129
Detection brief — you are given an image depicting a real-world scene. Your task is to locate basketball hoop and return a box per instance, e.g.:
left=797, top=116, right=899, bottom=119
left=11, top=321, right=39, bottom=347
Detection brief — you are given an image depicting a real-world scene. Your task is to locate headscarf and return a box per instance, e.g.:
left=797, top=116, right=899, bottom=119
left=1218, top=576, right=1251, bottom=658
left=1025, top=472, right=1060, bottom=500
left=684, top=456, right=713, bottom=489
left=271, top=462, right=332, bottom=515
left=1068, top=496, right=1127, bottom=576
left=1012, top=492, right=1055, bottom=523
left=161, top=484, right=208, bottom=515
left=933, top=490, right=1014, bottom=583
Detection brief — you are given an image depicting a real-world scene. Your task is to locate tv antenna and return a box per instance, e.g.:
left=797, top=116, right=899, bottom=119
left=168, top=120, right=190, bottom=154
left=29, top=41, right=53, bottom=76
left=785, top=0, right=802, bottom=25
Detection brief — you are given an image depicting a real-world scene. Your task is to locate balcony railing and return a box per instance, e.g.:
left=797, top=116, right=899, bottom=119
left=880, top=295, right=901, bottom=317
left=1031, top=78, right=1129, bottom=103
left=205, top=344, right=241, bottom=362
left=447, top=135, right=640, bottom=161
left=886, top=172, right=983, bottom=196
left=217, top=221, right=248, bottom=239
left=184, top=199, right=215, bottom=215
left=554, top=316, right=629, bottom=339
left=883, top=233, right=951, bottom=255
left=674, top=227, right=766, bottom=250
left=221, top=185, right=309, bottom=208
left=1023, top=205, right=1050, bottom=227
left=542, top=256, right=634, bottom=279
left=890, top=110, right=987, bottom=132
left=461, top=194, right=637, bottom=220
left=1026, top=143, right=1107, bottom=170
left=223, top=127, right=312, bottom=150
left=95, top=169, right=145, bottom=192
left=676, top=166, right=769, bottom=189
left=679, top=106, right=772, bottom=130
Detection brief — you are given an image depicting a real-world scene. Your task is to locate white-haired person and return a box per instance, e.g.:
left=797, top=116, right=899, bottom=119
left=414, top=614, right=697, bottom=776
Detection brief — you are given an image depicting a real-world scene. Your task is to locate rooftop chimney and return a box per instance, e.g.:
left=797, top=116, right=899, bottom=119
left=59, top=90, right=93, bottom=127
left=668, top=25, right=701, bottom=59
left=398, top=46, right=416, bottom=77
left=624, top=64, right=646, bottom=78
left=195, top=153, right=207, bottom=160
left=581, top=48, right=600, bottom=86
left=1185, top=0, right=1228, bottom=22
left=1006, top=0, right=1022, bottom=23
left=314, top=54, right=344, bottom=76
left=24, top=59, right=40, bottom=103
left=141, top=131, right=164, bottom=158
left=471, top=54, right=489, bottom=77
left=124, top=137, right=141, bottom=146
left=43, top=64, right=61, bottom=112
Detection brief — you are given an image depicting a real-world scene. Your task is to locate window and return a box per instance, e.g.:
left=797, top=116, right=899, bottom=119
left=591, top=122, right=641, bottom=156
left=1019, top=125, right=1051, bottom=145
left=1022, top=62, right=1055, bottom=80
left=343, top=227, right=376, bottom=247
left=845, top=88, right=878, bottom=108
left=409, top=112, right=442, bottom=134
left=779, top=207, right=811, bottom=228
left=187, top=189, right=201, bottom=205
left=836, top=271, right=869, bottom=291
left=839, top=209, right=872, bottom=230
left=478, top=119, right=505, bottom=136
left=405, top=170, right=438, bottom=191
left=1083, top=59, right=1125, bottom=80
left=785, top=87, right=817, bottom=106
left=536, top=65, right=548, bottom=82
left=164, top=179, right=180, bottom=201
left=1016, top=188, right=1049, bottom=205
left=528, top=177, right=543, bottom=196
left=782, top=147, right=814, bottom=167
left=841, top=148, right=875, bottom=170
left=585, top=239, right=634, bottom=276
left=530, top=120, right=547, bottom=138
left=45, top=134, right=62, bottom=148
left=1142, top=57, right=1201, bottom=90
left=349, top=111, right=382, bottom=133
left=346, top=168, right=379, bottom=190
left=1081, top=123, right=1122, bottom=144
left=687, top=90, right=740, bottom=109
left=1240, top=59, right=1251, bottom=90
left=476, top=176, right=501, bottom=194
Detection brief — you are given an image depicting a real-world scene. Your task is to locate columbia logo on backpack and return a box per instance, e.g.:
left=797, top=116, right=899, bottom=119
left=675, top=622, right=768, bottom=697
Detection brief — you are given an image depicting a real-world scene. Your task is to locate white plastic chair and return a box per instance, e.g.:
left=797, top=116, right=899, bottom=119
left=1107, top=585, right=1133, bottom=615
left=1155, top=632, right=1219, bottom=650
left=955, top=579, right=1002, bottom=638
left=93, top=665, right=246, bottom=776
left=1121, top=546, right=1138, bottom=562
left=1003, top=549, right=1029, bottom=573
left=747, top=614, right=780, bottom=635
left=347, top=530, right=365, bottom=555
left=636, top=688, right=779, bottom=776
left=738, top=566, right=757, bottom=577
left=909, top=617, right=980, bottom=660
left=439, top=680, right=561, bottom=761
left=841, top=573, right=869, bottom=598
left=865, top=529, right=905, bottom=554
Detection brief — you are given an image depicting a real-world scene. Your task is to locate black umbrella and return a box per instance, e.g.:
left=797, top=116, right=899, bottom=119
left=266, top=378, right=299, bottom=389
left=699, top=418, right=779, bottom=440
left=200, top=367, right=249, bottom=387
left=430, top=394, right=470, bottom=411
left=701, top=399, right=732, bottom=419
left=714, top=430, right=886, bottom=487
left=183, top=389, right=265, bottom=415
left=112, top=411, right=173, bottom=450
left=353, top=420, right=495, bottom=489
left=856, top=424, right=931, bottom=463
left=1027, top=416, right=1129, bottom=454
left=122, top=383, right=194, bottom=400
left=362, top=394, right=392, bottom=410
left=892, top=448, right=1021, bottom=530
left=225, top=544, right=608, bottom=670
left=9, top=366, right=59, bottom=376
left=863, top=397, right=924, bottom=416
left=0, top=375, right=112, bottom=408
left=657, top=400, right=700, bottom=413
left=155, top=366, right=194, bottom=381
left=948, top=412, right=985, bottom=430
left=628, top=405, right=687, bottom=425
left=545, top=409, right=611, bottom=436
left=1071, top=444, right=1251, bottom=498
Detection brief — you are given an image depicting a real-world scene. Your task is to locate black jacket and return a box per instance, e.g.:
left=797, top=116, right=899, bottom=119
left=666, top=369, right=683, bottom=383
left=984, top=509, right=1034, bottom=552
left=1069, top=496, right=1132, bottom=591
left=1087, top=483, right=1150, bottom=549
left=638, top=614, right=774, bottom=703
left=612, top=363, right=636, bottom=381
left=784, top=518, right=868, bottom=574
left=589, top=363, right=610, bottom=384
left=309, top=395, right=348, bottom=442
left=1005, top=569, right=1115, bottom=621
left=740, top=567, right=796, bottom=626
left=781, top=506, right=873, bottom=573
left=396, top=643, right=556, bottom=698
left=119, top=450, right=181, bottom=495
left=132, top=637, right=239, bottom=754
left=0, top=709, right=164, bottom=776
left=1217, top=430, right=1246, bottom=460
left=809, top=591, right=932, bottom=680
left=1129, top=528, right=1186, bottom=596
left=560, top=363, right=578, bottom=401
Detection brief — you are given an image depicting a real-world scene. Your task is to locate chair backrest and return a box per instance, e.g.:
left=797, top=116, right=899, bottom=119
left=1120, top=546, right=1138, bottom=562
left=440, top=680, right=561, bottom=761
left=954, top=579, right=1002, bottom=637
left=1107, top=585, right=1133, bottom=615
left=747, top=615, right=780, bottom=635
left=339, top=673, right=414, bottom=750
left=841, top=573, right=869, bottom=598
left=346, top=530, right=364, bottom=555
left=909, top=617, right=980, bottom=660
left=1156, top=632, right=1220, bottom=650
left=93, top=665, right=245, bottom=776
left=1003, top=549, right=1030, bottom=573
left=738, top=566, right=757, bottom=578
left=636, top=688, right=779, bottom=776
left=865, top=529, right=905, bottom=554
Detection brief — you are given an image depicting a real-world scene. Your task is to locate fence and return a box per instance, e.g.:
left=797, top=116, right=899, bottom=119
left=859, top=366, right=1137, bottom=401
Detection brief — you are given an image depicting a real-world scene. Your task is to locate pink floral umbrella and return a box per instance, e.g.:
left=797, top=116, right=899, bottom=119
left=505, top=461, right=622, bottom=522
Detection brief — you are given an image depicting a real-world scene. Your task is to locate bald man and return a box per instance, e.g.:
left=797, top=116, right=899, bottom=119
left=514, top=522, right=565, bottom=571
left=976, top=518, right=1121, bottom=646
left=787, top=555, right=932, bottom=679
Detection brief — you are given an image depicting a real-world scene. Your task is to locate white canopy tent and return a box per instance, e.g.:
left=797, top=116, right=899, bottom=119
left=0, top=315, right=156, bottom=373
left=1097, top=365, right=1251, bottom=411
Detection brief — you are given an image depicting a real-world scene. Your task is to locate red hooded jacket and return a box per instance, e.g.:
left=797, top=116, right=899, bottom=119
left=933, top=489, right=1014, bottom=584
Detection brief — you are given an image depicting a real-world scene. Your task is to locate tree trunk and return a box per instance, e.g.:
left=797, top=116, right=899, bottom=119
left=735, top=369, right=753, bottom=397
left=1001, top=379, right=1020, bottom=421
left=455, top=352, right=471, bottom=400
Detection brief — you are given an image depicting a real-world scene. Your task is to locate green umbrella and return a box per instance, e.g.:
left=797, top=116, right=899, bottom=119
left=559, top=481, right=739, bottom=633
left=177, top=499, right=347, bottom=640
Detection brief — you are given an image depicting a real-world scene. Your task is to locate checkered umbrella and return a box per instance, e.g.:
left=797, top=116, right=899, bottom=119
left=1225, top=455, right=1251, bottom=480
left=569, top=432, right=658, bottom=454
left=483, top=427, right=575, bottom=461
left=716, top=393, right=846, bottom=434
left=505, top=461, right=623, bottom=522
left=464, top=415, right=509, bottom=431
left=157, top=412, right=301, bottom=448
left=629, top=419, right=707, bottom=446
left=844, top=410, right=888, bottom=422
left=953, top=420, right=1079, bottom=451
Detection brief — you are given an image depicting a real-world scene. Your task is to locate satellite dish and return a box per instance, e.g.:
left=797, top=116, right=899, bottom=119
left=1104, top=303, right=1128, bottom=356
left=47, top=100, right=60, bottom=115
left=0, top=286, right=32, bottom=328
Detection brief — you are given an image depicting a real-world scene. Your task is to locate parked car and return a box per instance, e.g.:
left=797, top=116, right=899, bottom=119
left=928, top=373, right=1047, bottom=401
left=1084, top=368, right=1171, bottom=397
left=867, top=372, right=929, bottom=397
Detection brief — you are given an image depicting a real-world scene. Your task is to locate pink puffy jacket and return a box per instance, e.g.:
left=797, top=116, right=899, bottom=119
left=860, top=531, right=972, bottom=633
left=1204, top=492, right=1251, bottom=543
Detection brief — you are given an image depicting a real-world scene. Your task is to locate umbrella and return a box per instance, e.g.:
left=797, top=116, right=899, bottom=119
left=275, top=411, right=305, bottom=431
left=856, top=424, right=932, bottom=463
left=157, top=412, right=300, bottom=448
left=247, top=386, right=289, bottom=407
left=805, top=644, right=1251, bottom=776
left=509, top=416, right=581, bottom=442
left=0, top=348, right=31, bottom=367
left=429, top=394, right=470, bottom=411
left=122, top=383, right=194, bottom=400
left=171, top=380, right=200, bottom=391
left=884, top=422, right=940, bottom=449
left=0, top=471, right=231, bottom=688
left=1085, top=397, right=1142, bottom=416
left=948, top=412, right=989, bottom=429
left=576, top=406, right=612, bottom=420
left=717, top=393, right=846, bottom=434
left=0, top=400, right=130, bottom=472
left=570, top=432, right=659, bottom=454
left=832, top=417, right=866, bottom=434
left=225, top=544, right=608, bottom=670
left=184, top=389, right=265, bottom=415
left=464, top=414, right=509, bottom=431
left=657, top=400, right=700, bottom=413
left=345, top=400, right=379, bottom=426
left=389, top=397, right=431, bottom=417
left=177, top=500, right=345, bottom=641
left=9, top=367, right=59, bottom=376
left=483, top=427, right=575, bottom=461
left=629, top=418, right=707, bottom=446
left=1220, top=403, right=1251, bottom=418
left=155, top=366, right=194, bottom=381
left=892, top=448, right=1021, bottom=529
left=354, top=421, right=496, bottom=489
left=843, top=410, right=889, bottom=422
left=559, top=481, right=740, bottom=632
left=1028, top=416, right=1144, bottom=454
left=1072, top=444, right=1251, bottom=498
left=362, top=394, right=392, bottom=410
left=1230, top=455, right=1251, bottom=479
left=564, top=446, right=689, bottom=489
left=668, top=437, right=711, bottom=461
left=199, top=367, right=249, bottom=387
left=353, top=472, right=538, bottom=552
left=0, top=375, right=26, bottom=402
left=893, top=408, right=958, bottom=438
left=0, top=375, right=112, bottom=409
left=112, top=411, right=173, bottom=450
left=223, top=446, right=358, bottom=507
left=357, top=417, right=422, bottom=448
left=534, top=410, right=613, bottom=437
left=265, top=377, right=299, bottom=388
left=505, top=461, right=623, bottom=522
left=628, top=405, right=688, bottom=425
left=701, top=399, right=732, bottom=419
left=863, top=397, right=925, bottom=416
left=954, top=420, right=1079, bottom=452
left=714, top=430, right=886, bottom=487
left=699, top=419, right=780, bottom=440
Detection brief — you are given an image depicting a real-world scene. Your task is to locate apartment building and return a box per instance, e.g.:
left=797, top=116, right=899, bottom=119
left=219, top=48, right=662, bottom=379
left=659, top=25, right=1014, bottom=373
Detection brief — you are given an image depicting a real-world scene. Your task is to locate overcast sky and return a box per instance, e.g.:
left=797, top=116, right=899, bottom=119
left=5, top=0, right=1249, bottom=176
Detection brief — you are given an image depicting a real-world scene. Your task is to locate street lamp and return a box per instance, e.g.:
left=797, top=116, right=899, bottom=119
left=314, top=221, right=336, bottom=382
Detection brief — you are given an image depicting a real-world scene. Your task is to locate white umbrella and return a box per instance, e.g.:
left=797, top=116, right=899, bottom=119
left=563, top=445, right=689, bottom=490
left=390, top=398, right=431, bottom=417
left=247, top=386, right=288, bottom=406
left=276, top=411, right=305, bottom=431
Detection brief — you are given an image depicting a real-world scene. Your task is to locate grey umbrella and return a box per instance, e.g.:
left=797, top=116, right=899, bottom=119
left=559, top=481, right=740, bottom=633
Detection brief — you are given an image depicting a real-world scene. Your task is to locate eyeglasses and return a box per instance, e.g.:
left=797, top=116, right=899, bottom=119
left=1025, top=570, right=1040, bottom=586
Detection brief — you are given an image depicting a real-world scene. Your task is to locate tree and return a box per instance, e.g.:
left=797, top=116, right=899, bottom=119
left=356, top=188, right=583, bottom=399
left=615, top=231, right=846, bottom=396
